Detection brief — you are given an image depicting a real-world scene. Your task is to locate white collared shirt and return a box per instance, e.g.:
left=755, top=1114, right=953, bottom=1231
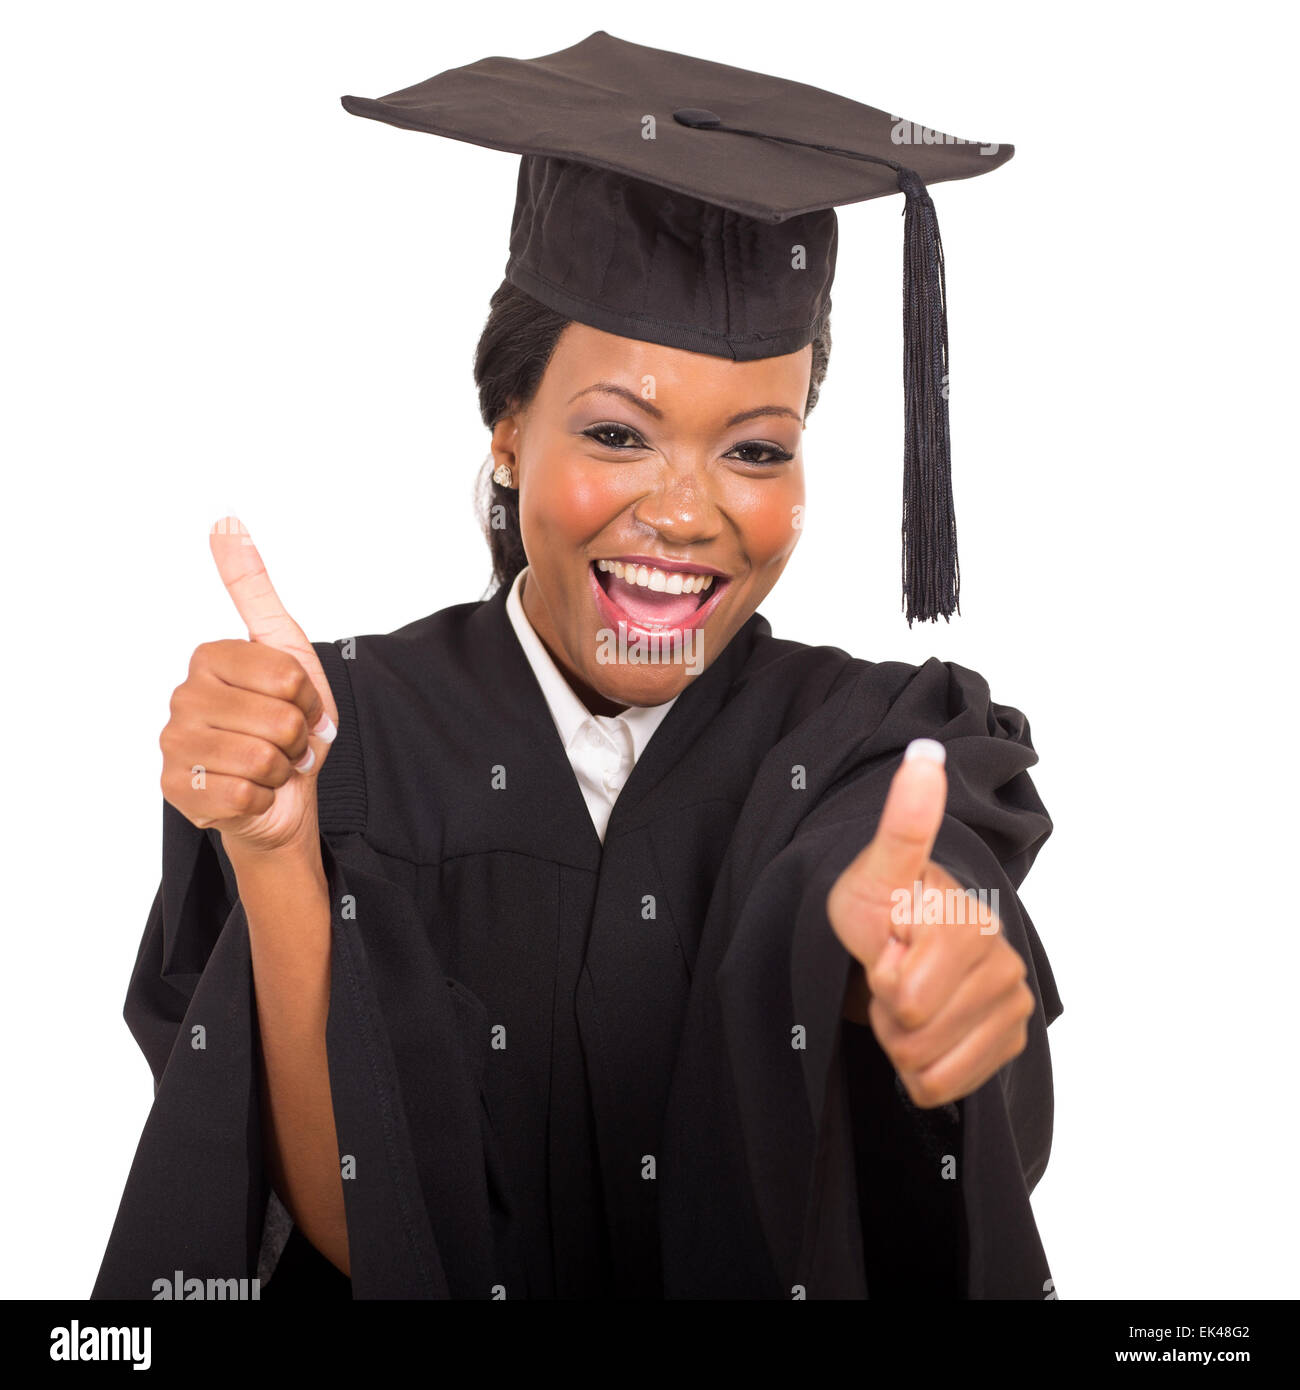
left=505, top=567, right=677, bottom=843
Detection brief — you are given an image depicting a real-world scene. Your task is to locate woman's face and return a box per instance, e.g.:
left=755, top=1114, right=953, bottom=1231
left=493, top=322, right=810, bottom=712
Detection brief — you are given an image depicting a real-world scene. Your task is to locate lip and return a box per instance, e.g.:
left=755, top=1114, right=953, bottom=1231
left=596, top=553, right=732, bottom=579
left=589, top=562, right=731, bottom=639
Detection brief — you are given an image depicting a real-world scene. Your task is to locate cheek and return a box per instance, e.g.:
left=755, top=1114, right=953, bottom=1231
left=521, top=449, right=629, bottom=547
left=729, top=469, right=806, bottom=571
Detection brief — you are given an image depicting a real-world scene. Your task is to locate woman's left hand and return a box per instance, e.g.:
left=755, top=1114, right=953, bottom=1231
left=826, top=740, right=1036, bottom=1109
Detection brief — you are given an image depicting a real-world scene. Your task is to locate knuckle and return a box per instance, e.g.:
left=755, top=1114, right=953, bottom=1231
left=166, top=781, right=209, bottom=827
left=865, top=969, right=894, bottom=1011
left=891, top=988, right=928, bottom=1032
left=261, top=758, right=292, bottom=790
left=188, top=641, right=225, bottom=675
left=245, top=741, right=282, bottom=782
left=1000, top=1024, right=1029, bottom=1067
left=272, top=660, right=306, bottom=702
left=168, top=680, right=200, bottom=722
left=906, top=1072, right=943, bottom=1109
left=998, top=949, right=1027, bottom=990
left=162, top=768, right=195, bottom=812
left=274, top=706, right=308, bottom=749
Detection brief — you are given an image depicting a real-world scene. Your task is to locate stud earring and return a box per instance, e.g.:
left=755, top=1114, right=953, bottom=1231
left=492, top=463, right=514, bottom=487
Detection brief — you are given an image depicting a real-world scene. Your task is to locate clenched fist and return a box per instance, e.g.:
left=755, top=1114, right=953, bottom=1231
left=159, top=516, right=339, bottom=857
left=828, top=738, right=1035, bottom=1109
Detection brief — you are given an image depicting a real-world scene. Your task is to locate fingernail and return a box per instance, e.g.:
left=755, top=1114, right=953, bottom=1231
left=294, top=748, right=316, bottom=773
left=312, top=714, right=337, bottom=744
left=904, top=737, right=946, bottom=766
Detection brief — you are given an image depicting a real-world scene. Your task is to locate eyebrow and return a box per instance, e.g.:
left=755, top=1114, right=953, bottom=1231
left=567, top=381, right=803, bottom=428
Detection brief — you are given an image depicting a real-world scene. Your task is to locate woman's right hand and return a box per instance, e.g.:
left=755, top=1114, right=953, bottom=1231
left=159, top=517, right=340, bottom=858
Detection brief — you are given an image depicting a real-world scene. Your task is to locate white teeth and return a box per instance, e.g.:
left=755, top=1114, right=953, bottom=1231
left=594, top=560, right=722, bottom=594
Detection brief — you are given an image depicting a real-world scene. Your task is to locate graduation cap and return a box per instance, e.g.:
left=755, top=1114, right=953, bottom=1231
left=342, top=31, right=1014, bottom=623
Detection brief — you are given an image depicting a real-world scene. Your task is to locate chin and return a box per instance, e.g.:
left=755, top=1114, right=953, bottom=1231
left=591, top=661, right=699, bottom=708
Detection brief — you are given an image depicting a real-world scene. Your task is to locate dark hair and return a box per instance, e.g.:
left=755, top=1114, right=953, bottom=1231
left=473, top=279, right=832, bottom=592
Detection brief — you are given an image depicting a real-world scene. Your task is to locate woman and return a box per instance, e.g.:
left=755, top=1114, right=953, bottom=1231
left=93, top=32, right=1061, bottom=1300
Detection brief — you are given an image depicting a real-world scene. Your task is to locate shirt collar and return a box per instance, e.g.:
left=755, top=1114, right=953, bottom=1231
left=504, top=566, right=677, bottom=758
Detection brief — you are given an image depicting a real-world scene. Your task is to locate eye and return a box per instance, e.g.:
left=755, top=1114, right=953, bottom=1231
left=726, top=440, right=795, bottom=466
left=581, top=422, right=648, bottom=450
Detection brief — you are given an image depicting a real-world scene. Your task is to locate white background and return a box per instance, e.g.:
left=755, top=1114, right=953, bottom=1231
left=3, top=0, right=1296, bottom=1300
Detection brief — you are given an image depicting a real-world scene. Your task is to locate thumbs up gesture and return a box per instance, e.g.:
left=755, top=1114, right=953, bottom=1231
left=158, top=517, right=339, bottom=858
left=827, top=739, right=1035, bottom=1109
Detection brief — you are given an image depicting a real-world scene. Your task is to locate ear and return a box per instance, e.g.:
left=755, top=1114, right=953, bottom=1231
left=490, top=414, right=522, bottom=483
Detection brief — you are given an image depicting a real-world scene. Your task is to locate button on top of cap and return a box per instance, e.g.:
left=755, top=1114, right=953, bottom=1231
left=673, top=108, right=722, bottom=128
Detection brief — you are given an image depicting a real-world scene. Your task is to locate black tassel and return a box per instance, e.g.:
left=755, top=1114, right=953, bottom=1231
left=898, top=169, right=958, bottom=624
left=670, top=113, right=963, bottom=623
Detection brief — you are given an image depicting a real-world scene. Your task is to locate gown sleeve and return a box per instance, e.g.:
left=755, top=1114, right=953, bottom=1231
left=659, top=656, right=1061, bottom=1300
left=91, top=641, right=506, bottom=1300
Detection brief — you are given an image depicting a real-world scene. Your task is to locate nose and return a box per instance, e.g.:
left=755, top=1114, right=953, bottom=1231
left=631, top=458, right=724, bottom=547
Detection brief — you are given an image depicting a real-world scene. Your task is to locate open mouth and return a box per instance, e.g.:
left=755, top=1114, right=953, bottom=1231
left=591, top=558, right=729, bottom=633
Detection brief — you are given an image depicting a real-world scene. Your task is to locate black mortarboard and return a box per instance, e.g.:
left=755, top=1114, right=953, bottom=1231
left=342, top=31, right=1013, bottom=622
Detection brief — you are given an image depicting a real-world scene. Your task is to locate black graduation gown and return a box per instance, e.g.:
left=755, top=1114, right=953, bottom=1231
left=91, top=585, right=1062, bottom=1300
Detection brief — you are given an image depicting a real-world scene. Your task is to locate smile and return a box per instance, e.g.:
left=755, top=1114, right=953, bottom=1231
left=590, top=557, right=730, bottom=636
